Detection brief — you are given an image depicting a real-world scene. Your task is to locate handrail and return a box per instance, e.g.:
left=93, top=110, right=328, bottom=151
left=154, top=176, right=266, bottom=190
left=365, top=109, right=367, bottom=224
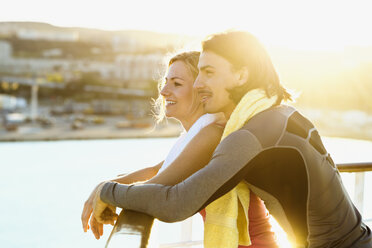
left=337, top=162, right=372, bottom=220
left=158, top=240, right=203, bottom=248
left=337, top=162, right=372, bottom=172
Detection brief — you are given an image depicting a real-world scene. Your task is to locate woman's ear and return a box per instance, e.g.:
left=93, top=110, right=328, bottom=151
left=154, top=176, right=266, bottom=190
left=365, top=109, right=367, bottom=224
left=235, top=67, right=249, bottom=86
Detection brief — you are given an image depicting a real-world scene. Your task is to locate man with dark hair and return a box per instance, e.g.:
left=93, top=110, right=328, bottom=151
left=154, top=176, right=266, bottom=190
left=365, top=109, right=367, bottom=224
left=96, top=31, right=372, bottom=247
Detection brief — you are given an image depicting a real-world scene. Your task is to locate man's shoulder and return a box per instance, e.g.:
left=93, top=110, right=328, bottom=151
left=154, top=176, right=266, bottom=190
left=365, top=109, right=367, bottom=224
left=239, top=105, right=297, bottom=148
left=242, top=105, right=296, bottom=130
left=257, top=104, right=295, bottom=120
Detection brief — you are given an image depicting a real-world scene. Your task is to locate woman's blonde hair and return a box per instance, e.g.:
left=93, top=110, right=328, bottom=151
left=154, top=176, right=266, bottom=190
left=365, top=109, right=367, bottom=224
left=153, top=51, right=200, bottom=123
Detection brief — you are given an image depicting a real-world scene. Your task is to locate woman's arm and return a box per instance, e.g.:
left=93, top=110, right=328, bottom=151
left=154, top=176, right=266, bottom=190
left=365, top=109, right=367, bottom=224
left=92, top=124, right=222, bottom=229
left=112, top=161, right=163, bottom=184
left=146, top=123, right=224, bottom=186
left=89, top=122, right=222, bottom=234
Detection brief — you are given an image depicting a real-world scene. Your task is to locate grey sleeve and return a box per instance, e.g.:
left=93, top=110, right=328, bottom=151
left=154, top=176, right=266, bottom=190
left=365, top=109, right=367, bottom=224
left=100, top=129, right=262, bottom=222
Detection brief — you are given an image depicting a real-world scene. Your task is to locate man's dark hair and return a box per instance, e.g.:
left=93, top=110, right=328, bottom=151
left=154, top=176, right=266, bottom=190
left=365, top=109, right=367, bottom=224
left=202, top=31, right=291, bottom=105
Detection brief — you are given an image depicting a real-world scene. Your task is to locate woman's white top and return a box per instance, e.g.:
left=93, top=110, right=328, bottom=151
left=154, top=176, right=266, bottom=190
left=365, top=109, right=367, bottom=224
left=158, top=114, right=220, bottom=173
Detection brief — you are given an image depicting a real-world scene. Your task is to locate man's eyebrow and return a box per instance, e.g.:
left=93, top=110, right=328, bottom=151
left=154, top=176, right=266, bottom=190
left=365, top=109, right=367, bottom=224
left=199, top=65, right=215, bottom=70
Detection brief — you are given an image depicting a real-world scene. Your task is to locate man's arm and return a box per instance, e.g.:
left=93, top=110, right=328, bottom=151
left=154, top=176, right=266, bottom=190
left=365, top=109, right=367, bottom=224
left=100, top=129, right=262, bottom=222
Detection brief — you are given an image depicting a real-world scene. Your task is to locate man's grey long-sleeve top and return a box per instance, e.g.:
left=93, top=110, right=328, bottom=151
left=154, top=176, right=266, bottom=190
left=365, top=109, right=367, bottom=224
left=101, top=105, right=372, bottom=248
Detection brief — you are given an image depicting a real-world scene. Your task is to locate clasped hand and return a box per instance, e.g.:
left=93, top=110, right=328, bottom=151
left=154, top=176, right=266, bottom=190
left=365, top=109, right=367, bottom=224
left=81, top=182, right=118, bottom=239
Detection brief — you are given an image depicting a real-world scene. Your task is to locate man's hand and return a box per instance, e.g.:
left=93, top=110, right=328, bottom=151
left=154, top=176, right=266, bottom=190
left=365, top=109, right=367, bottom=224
left=81, top=182, right=105, bottom=233
left=89, top=215, right=103, bottom=239
left=92, top=183, right=118, bottom=225
left=81, top=182, right=118, bottom=239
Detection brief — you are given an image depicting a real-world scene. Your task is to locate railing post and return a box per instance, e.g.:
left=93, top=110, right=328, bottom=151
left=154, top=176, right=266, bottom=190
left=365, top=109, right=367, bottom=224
left=354, top=172, right=365, bottom=215
left=31, top=82, right=39, bottom=122
left=180, top=218, right=193, bottom=243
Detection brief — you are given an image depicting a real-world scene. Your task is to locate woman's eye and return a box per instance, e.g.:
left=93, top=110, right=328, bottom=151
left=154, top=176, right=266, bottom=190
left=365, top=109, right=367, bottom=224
left=174, top=82, right=182, bottom=86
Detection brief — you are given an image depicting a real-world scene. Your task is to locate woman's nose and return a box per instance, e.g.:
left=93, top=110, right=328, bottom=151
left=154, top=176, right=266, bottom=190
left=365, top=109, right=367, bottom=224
left=160, top=84, right=170, bottom=96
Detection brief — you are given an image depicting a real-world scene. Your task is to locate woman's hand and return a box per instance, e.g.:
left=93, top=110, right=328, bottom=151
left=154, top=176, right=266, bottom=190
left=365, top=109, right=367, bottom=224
left=213, top=112, right=227, bottom=127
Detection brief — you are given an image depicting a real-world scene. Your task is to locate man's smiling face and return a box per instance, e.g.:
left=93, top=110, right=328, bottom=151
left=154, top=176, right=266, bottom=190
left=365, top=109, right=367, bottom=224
left=194, top=51, right=240, bottom=118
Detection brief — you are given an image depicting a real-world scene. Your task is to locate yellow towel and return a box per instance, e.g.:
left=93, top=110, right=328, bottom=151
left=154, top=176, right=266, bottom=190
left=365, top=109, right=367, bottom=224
left=204, top=89, right=277, bottom=248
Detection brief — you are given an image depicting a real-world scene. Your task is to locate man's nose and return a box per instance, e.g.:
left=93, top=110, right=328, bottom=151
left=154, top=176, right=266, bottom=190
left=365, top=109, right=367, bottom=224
left=193, top=75, right=204, bottom=89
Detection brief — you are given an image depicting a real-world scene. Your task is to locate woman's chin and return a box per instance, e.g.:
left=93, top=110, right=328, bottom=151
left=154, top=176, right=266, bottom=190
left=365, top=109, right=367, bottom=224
left=165, top=112, right=176, bottom=119
left=166, top=113, right=183, bottom=122
left=165, top=108, right=178, bottom=118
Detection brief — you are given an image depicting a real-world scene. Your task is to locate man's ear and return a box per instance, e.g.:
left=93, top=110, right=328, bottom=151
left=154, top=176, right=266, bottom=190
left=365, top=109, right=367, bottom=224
left=235, top=67, right=249, bottom=86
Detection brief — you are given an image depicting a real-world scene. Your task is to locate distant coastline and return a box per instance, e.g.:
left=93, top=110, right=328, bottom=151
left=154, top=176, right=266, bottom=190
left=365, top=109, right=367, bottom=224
left=0, top=120, right=183, bottom=142
left=0, top=128, right=180, bottom=142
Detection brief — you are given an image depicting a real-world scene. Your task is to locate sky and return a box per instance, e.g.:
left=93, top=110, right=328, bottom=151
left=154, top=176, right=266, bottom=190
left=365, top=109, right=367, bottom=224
left=1, top=0, right=372, bottom=50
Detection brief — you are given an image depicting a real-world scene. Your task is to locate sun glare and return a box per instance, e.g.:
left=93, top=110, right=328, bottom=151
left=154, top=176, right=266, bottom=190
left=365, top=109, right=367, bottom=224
left=2, top=0, right=371, bottom=50
left=1, top=1, right=371, bottom=247
left=270, top=216, right=292, bottom=247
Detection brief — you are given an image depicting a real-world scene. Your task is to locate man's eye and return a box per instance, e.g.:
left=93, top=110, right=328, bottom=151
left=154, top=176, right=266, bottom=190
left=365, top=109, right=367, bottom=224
left=206, top=70, right=214, bottom=76
left=174, top=82, right=182, bottom=86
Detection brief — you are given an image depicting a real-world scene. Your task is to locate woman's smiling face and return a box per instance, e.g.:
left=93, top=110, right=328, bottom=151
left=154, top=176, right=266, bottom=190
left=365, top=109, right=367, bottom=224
left=160, top=60, right=202, bottom=124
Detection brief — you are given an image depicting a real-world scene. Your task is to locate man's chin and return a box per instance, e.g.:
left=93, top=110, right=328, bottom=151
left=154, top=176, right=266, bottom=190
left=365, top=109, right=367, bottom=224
left=203, top=104, right=219, bottom=114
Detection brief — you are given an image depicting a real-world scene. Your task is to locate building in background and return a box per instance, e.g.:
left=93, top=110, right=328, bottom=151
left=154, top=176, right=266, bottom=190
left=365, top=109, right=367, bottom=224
left=0, top=26, right=168, bottom=120
left=16, top=29, right=79, bottom=42
left=0, top=40, right=164, bottom=86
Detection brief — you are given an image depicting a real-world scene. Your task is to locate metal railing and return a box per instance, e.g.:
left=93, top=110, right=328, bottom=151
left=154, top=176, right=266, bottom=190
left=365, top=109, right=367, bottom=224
left=337, top=162, right=372, bottom=173
left=337, top=162, right=372, bottom=219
